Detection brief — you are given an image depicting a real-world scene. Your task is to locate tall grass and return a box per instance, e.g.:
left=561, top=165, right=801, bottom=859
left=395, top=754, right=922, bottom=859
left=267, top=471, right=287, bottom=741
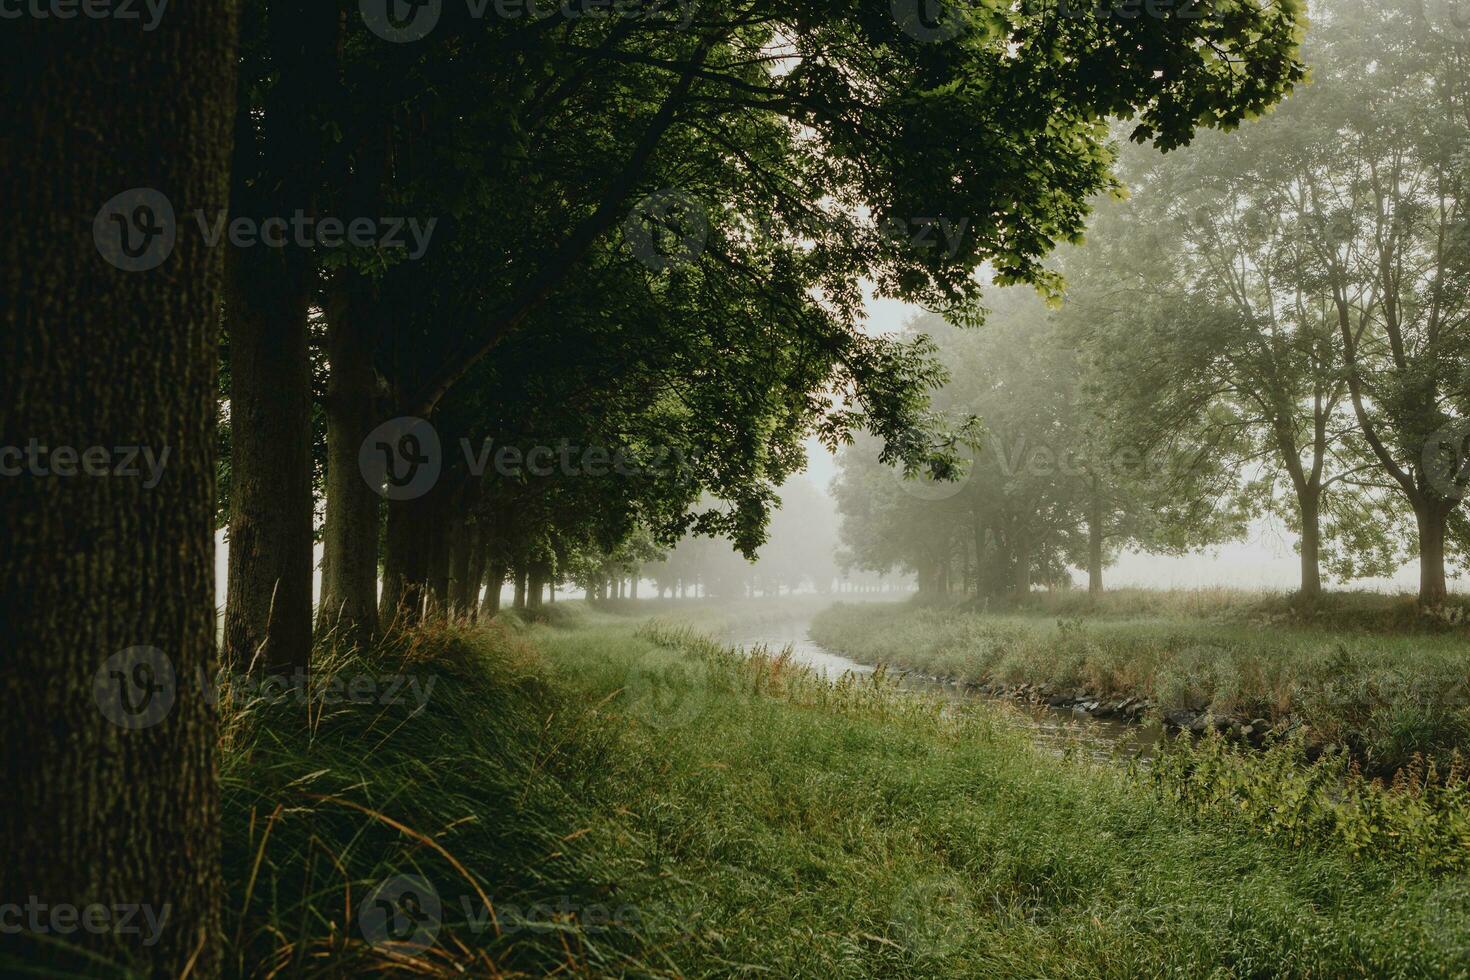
left=811, top=598, right=1470, bottom=770
left=209, top=604, right=1470, bottom=976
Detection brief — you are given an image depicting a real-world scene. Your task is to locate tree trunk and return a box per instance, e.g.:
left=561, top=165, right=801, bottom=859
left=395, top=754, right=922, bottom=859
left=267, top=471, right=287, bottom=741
left=1298, top=491, right=1322, bottom=599
left=463, top=520, right=486, bottom=621
left=0, top=3, right=237, bottom=973
left=222, top=255, right=315, bottom=673
left=319, top=273, right=381, bottom=641
left=447, top=512, right=473, bottom=619
left=481, top=560, right=507, bottom=618
left=1416, top=502, right=1449, bottom=605
left=380, top=495, right=431, bottom=628
left=1087, top=484, right=1105, bottom=597
left=513, top=564, right=528, bottom=611
left=222, top=0, right=337, bottom=673
left=527, top=561, right=547, bottom=612
left=420, top=487, right=450, bottom=620
left=1012, top=533, right=1031, bottom=598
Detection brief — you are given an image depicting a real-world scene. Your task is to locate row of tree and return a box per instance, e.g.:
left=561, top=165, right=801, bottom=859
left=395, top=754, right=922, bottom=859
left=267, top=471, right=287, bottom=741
left=836, top=0, right=1469, bottom=605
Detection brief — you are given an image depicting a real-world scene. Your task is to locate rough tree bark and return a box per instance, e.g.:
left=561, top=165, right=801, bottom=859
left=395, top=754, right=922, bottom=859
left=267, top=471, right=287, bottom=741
left=223, top=2, right=338, bottom=673
left=1087, top=482, right=1105, bottom=597
left=0, top=5, right=238, bottom=974
left=527, top=561, right=548, bottom=612
left=513, top=564, right=529, bottom=611
left=1415, top=502, right=1450, bottom=606
left=223, top=254, right=315, bottom=671
left=481, top=560, right=507, bottom=618
left=1298, top=492, right=1323, bottom=599
left=458, top=519, right=485, bottom=621
left=319, top=273, right=382, bottom=641
left=380, top=494, right=431, bottom=628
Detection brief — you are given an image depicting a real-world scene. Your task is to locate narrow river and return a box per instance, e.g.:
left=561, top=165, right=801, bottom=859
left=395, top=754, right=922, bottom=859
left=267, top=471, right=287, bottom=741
left=723, top=615, right=1164, bottom=762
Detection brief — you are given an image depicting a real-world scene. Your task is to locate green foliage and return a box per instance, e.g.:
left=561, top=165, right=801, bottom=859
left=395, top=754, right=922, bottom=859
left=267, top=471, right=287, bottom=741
left=832, top=285, right=1248, bottom=599
left=230, top=0, right=1310, bottom=571
left=1150, top=732, right=1470, bottom=873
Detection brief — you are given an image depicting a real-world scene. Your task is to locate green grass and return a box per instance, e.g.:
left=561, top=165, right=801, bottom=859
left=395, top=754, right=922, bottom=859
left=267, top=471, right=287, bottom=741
left=210, top=601, right=1470, bottom=976
left=809, top=594, right=1470, bottom=771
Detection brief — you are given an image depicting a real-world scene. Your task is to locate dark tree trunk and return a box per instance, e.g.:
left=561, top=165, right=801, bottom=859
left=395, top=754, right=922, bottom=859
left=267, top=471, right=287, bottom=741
left=0, top=4, right=237, bottom=973
left=1012, top=533, right=1031, bottom=598
left=527, top=561, right=548, bottom=612
left=1298, top=492, right=1322, bottom=599
left=424, top=490, right=451, bottom=619
left=222, top=256, right=315, bottom=672
left=1087, top=484, right=1105, bottom=597
left=223, top=0, right=339, bottom=673
left=481, top=560, right=507, bottom=618
left=380, top=495, right=431, bottom=628
left=1416, top=502, right=1449, bottom=605
left=463, top=520, right=486, bottom=621
left=319, top=273, right=381, bottom=641
left=447, top=512, right=473, bottom=619
left=513, top=564, right=528, bottom=611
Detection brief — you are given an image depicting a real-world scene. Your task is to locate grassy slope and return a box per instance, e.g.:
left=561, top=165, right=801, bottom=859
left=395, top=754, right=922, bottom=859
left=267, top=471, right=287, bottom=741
left=809, top=593, right=1470, bottom=770
left=212, top=603, right=1470, bottom=977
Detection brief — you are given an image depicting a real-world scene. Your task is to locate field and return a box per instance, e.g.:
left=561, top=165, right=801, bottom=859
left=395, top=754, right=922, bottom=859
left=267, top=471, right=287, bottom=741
left=213, top=602, right=1470, bottom=977
left=809, top=592, right=1470, bottom=772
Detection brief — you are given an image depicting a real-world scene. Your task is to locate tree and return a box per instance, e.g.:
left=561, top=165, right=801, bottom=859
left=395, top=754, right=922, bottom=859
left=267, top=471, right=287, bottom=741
left=304, top=0, right=1309, bottom=635
left=1062, top=146, right=1378, bottom=598
left=1073, top=1, right=1470, bottom=601
left=0, top=6, right=238, bottom=975
left=835, top=288, right=1243, bottom=598
left=1303, top=0, right=1470, bottom=602
left=222, top=0, right=340, bottom=671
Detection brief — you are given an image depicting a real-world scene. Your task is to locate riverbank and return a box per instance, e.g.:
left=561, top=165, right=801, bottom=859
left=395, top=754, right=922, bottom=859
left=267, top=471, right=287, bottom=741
left=809, top=592, right=1470, bottom=772
left=212, top=604, right=1470, bottom=976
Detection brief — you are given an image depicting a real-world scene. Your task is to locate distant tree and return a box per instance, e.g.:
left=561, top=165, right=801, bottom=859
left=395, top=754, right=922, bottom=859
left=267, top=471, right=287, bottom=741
left=1070, top=1, right=1470, bottom=601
